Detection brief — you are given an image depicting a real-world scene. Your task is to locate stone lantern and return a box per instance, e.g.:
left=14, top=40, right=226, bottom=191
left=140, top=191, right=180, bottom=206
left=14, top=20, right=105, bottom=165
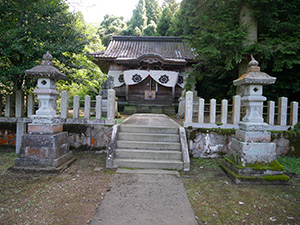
left=13, top=52, right=73, bottom=172
left=221, top=55, right=289, bottom=184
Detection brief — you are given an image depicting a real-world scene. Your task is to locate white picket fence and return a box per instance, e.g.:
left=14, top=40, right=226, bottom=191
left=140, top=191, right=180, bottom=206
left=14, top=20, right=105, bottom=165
left=0, top=89, right=117, bottom=125
left=184, top=92, right=299, bottom=131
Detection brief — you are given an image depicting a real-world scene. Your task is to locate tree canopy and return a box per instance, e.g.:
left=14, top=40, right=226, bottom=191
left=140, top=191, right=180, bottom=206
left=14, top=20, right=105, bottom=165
left=174, top=0, right=300, bottom=101
left=0, top=0, right=104, bottom=98
left=97, top=14, right=127, bottom=46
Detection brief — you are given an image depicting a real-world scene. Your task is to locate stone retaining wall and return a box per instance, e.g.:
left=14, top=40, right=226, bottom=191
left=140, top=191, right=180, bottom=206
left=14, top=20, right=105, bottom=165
left=0, top=122, right=112, bottom=150
left=188, top=128, right=300, bottom=158
left=0, top=123, right=16, bottom=146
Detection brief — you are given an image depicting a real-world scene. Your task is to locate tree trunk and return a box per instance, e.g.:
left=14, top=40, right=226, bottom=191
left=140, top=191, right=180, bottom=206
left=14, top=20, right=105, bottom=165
left=239, top=0, right=257, bottom=77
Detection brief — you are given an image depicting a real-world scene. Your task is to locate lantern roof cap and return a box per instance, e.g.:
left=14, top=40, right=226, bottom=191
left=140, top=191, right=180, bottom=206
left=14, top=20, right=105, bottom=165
left=234, top=54, right=276, bottom=86
left=25, top=52, right=66, bottom=80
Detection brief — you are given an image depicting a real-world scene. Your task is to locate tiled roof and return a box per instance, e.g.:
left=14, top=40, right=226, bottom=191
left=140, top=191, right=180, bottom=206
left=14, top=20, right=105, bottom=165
left=90, top=36, right=195, bottom=61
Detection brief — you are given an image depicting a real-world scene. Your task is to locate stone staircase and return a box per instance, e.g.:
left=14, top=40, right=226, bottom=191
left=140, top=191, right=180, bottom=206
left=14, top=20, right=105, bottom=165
left=112, top=124, right=184, bottom=170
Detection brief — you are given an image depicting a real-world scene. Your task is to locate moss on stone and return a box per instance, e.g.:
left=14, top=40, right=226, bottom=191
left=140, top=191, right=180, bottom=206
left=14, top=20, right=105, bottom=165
left=263, top=174, right=290, bottom=181
left=189, top=128, right=235, bottom=141
left=221, top=162, right=290, bottom=183
left=224, top=156, right=285, bottom=171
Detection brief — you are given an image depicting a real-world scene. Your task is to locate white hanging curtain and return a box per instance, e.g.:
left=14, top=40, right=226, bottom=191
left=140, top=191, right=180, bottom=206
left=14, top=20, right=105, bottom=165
left=150, top=70, right=178, bottom=87
left=177, top=72, right=188, bottom=89
left=108, top=70, right=124, bottom=87
left=123, top=70, right=179, bottom=87
left=124, top=70, right=149, bottom=86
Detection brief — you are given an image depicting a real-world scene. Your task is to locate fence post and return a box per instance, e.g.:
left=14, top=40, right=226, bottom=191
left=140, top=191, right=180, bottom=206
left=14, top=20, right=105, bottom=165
left=290, top=101, right=298, bottom=126
left=16, top=122, right=26, bottom=155
left=73, top=95, right=80, bottom=119
left=232, top=95, right=241, bottom=124
left=84, top=95, right=91, bottom=119
left=107, top=89, right=115, bottom=124
left=198, top=98, right=204, bottom=123
left=5, top=95, right=12, bottom=117
left=96, top=95, right=102, bottom=120
left=267, top=101, right=275, bottom=125
left=27, top=94, right=34, bottom=117
left=221, top=99, right=228, bottom=124
left=184, top=91, right=193, bottom=124
left=210, top=99, right=216, bottom=124
left=60, top=91, right=69, bottom=119
left=15, top=89, right=24, bottom=118
left=278, top=97, right=288, bottom=126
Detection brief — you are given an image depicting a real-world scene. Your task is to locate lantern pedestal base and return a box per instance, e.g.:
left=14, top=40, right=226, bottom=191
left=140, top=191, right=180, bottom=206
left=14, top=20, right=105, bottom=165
left=13, top=131, right=73, bottom=173
left=220, top=157, right=289, bottom=185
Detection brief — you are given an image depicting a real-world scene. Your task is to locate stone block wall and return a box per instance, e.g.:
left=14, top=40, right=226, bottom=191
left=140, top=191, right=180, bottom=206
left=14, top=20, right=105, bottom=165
left=187, top=128, right=300, bottom=158
left=63, top=124, right=112, bottom=150
left=0, top=122, right=112, bottom=150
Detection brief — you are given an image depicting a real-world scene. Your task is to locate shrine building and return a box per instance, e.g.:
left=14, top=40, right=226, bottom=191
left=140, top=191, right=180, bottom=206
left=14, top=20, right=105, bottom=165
left=91, top=36, right=196, bottom=105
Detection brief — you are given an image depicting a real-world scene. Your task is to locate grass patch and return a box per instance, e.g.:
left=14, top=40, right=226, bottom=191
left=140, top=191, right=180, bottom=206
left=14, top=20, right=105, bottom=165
left=182, top=157, right=300, bottom=224
left=278, top=156, right=300, bottom=174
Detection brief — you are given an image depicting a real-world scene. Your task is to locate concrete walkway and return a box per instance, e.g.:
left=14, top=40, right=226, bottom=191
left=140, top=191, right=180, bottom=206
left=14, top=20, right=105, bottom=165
left=91, top=169, right=198, bottom=225
left=91, top=114, right=196, bottom=225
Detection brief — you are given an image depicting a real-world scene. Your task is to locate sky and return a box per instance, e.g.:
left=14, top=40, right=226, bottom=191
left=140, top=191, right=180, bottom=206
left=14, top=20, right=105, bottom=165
left=66, top=0, right=181, bottom=24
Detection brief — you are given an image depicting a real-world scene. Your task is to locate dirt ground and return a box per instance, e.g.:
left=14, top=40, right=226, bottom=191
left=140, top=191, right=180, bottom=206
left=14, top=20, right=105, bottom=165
left=0, top=149, right=115, bottom=225
left=1, top=148, right=300, bottom=225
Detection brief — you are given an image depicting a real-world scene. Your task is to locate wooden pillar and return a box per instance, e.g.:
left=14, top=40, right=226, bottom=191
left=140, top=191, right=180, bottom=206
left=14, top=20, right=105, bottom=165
left=125, top=85, right=129, bottom=101
left=172, top=86, right=175, bottom=102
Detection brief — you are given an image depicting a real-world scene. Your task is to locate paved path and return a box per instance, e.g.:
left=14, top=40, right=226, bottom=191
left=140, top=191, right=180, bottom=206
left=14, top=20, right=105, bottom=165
left=91, top=169, right=198, bottom=225
left=91, top=114, right=197, bottom=225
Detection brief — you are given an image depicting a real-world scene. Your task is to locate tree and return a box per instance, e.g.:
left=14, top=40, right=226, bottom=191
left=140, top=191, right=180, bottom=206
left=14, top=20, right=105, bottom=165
left=145, top=0, right=161, bottom=25
left=156, top=1, right=180, bottom=36
left=156, top=5, right=173, bottom=36
left=0, top=0, right=104, bottom=99
left=143, top=20, right=157, bottom=36
left=180, top=0, right=300, bottom=101
left=127, top=0, right=148, bottom=36
left=97, top=14, right=127, bottom=46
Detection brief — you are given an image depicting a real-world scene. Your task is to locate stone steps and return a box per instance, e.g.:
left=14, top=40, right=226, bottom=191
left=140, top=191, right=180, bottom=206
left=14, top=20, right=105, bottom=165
left=113, top=158, right=183, bottom=170
left=115, top=149, right=182, bottom=160
left=118, top=132, right=180, bottom=142
left=112, top=120, right=184, bottom=170
left=117, top=140, right=181, bottom=151
left=119, top=125, right=178, bottom=134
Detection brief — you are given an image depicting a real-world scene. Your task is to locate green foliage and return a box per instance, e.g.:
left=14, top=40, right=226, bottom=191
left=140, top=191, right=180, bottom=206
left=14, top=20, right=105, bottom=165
left=156, top=5, right=173, bottom=36
left=143, top=20, right=157, bottom=36
left=56, top=52, right=105, bottom=100
left=127, top=0, right=148, bottom=36
left=293, top=123, right=300, bottom=132
left=97, top=14, right=127, bottom=46
left=0, top=0, right=104, bottom=97
left=156, top=1, right=179, bottom=36
left=178, top=0, right=300, bottom=102
left=145, top=0, right=161, bottom=25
